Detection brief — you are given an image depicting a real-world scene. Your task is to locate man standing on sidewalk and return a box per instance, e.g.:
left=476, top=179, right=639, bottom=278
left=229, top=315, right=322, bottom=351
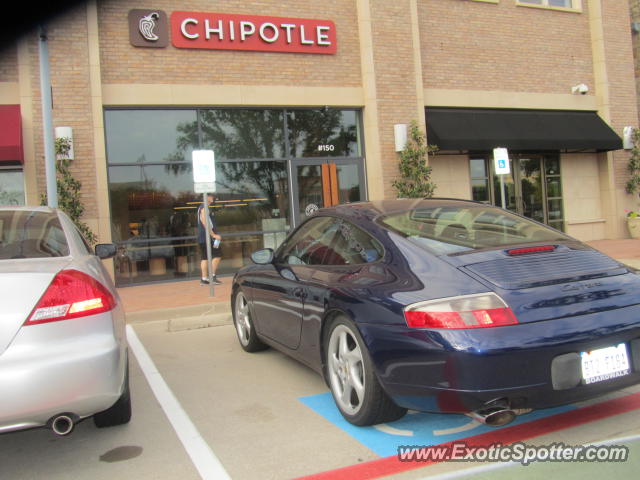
left=198, top=193, right=222, bottom=285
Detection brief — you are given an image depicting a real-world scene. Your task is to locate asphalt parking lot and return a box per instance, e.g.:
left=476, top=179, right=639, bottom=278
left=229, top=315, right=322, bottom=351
left=3, top=316, right=640, bottom=480
left=133, top=321, right=640, bottom=480
left=2, top=239, right=640, bottom=479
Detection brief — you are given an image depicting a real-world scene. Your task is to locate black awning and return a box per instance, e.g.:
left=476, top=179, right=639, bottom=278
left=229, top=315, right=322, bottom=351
left=425, top=107, right=622, bottom=152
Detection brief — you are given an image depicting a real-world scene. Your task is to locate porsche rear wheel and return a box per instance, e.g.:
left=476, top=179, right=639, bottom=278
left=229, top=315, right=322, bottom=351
left=233, top=290, right=267, bottom=352
left=324, top=316, right=406, bottom=426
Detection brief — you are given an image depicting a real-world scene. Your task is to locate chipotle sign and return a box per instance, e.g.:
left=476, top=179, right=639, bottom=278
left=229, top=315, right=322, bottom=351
left=170, top=12, right=336, bottom=54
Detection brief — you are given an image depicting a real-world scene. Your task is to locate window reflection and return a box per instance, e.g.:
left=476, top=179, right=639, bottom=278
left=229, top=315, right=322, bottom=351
left=200, top=109, right=285, bottom=160
left=288, top=109, right=359, bottom=158
left=108, top=161, right=289, bottom=286
left=0, top=170, right=25, bottom=205
left=105, top=110, right=198, bottom=164
left=105, top=107, right=362, bottom=286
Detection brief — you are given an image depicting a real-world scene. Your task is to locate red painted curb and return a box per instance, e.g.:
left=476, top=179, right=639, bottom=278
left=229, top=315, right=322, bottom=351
left=296, top=392, right=640, bottom=480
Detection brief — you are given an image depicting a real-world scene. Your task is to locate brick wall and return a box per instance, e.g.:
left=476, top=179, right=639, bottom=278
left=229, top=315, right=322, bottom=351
left=420, top=0, right=594, bottom=94
left=98, top=0, right=361, bottom=87
left=27, top=4, right=99, bottom=221
left=7, top=0, right=639, bottom=242
left=369, top=0, right=422, bottom=199
left=605, top=0, right=640, bottom=191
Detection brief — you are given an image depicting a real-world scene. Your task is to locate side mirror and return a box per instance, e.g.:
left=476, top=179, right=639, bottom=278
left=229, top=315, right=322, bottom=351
left=251, top=248, right=274, bottom=265
left=95, top=243, right=117, bottom=259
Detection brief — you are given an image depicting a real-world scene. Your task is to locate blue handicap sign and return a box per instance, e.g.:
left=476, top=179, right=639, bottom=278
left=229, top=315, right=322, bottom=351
left=299, top=392, right=575, bottom=457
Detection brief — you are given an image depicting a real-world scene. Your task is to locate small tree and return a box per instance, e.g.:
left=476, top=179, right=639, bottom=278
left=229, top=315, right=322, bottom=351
left=41, top=137, right=98, bottom=244
left=626, top=127, right=640, bottom=197
left=392, top=121, right=437, bottom=198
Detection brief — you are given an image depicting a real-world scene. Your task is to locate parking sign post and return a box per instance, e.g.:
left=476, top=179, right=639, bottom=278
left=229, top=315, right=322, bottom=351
left=192, top=150, right=216, bottom=297
left=493, top=147, right=510, bottom=210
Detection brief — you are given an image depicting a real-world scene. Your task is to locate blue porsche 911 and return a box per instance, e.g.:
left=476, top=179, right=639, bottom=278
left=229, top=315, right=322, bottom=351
left=231, top=199, right=640, bottom=427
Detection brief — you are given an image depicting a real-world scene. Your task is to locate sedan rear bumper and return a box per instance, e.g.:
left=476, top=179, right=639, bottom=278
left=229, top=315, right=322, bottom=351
left=360, top=304, right=640, bottom=413
left=0, top=313, right=127, bottom=433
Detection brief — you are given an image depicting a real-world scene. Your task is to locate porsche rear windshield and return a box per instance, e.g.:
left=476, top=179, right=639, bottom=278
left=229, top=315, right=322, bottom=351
left=0, top=210, right=69, bottom=259
left=379, top=205, right=570, bottom=255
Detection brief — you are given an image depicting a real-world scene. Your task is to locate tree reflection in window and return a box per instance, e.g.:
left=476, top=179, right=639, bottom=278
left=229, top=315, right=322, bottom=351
left=288, top=109, right=358, bottom=158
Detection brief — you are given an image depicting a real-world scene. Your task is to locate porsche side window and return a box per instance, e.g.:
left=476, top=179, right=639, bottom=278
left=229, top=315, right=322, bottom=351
left=277, top=216, right=340, bottom=266
left=327, top=221, right=384, bottom=265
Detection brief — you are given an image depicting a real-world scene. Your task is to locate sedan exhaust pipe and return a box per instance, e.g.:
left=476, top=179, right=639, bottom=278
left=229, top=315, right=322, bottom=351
left=468, top=402, right=517, bottom=427
left=49, top=414, right=76, bottom=436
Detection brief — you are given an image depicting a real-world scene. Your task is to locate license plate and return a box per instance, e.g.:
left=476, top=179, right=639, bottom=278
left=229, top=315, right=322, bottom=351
left=581, top=343, right=630, bottom=384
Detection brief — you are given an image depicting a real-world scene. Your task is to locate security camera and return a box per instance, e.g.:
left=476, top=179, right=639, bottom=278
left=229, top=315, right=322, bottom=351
left=572, top=83, right=589, bottom=95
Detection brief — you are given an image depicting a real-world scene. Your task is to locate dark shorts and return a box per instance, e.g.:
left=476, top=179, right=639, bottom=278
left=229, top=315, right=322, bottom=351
left=199, top=242, right=222, bottom=259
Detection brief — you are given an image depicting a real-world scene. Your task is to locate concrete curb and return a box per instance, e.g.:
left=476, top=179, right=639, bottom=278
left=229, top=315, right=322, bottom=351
left=126, top=302, right=232, bottom=332
left=168, top=311, right=232, bottom=332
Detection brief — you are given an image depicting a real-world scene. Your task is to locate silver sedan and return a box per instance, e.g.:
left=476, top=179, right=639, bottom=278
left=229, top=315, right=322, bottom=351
left=0, top=206, right=129, bottom=435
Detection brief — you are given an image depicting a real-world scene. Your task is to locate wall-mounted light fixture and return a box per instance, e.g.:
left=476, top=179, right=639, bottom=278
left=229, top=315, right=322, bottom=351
left=623, top=126, right=636, bottom=150
left=394, top=124, right=408, bottom=152
left=54, top=126, right=74, bottom=160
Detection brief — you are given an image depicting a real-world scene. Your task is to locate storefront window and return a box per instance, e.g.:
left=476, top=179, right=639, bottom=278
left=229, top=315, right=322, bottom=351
left=0, top=169, right=25, bottom=205
left=105, top=110, right=198, bottom=164
left=469, top=153, right=564, bottom=231
left=544, top=157, right=564, bottom=232
left=105, top=107, right=362, bottom=286
left=200, top=109, right=285, bottom=160
left=469, top=158, right=489, bottom=202
left=287, top=109, right=360, bottom=158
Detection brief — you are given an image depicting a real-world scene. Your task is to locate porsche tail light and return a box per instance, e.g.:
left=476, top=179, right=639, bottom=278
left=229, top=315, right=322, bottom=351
left=404, top=293, right=518, bottom=329
left=25, top=269, right=116, bottom=325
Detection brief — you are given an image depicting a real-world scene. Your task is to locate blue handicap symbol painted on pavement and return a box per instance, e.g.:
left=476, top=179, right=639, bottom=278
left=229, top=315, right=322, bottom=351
left=298, top=392, right=575, bottom=457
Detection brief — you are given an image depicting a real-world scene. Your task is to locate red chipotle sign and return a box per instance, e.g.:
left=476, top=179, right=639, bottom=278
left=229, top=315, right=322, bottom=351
left=170, top=12, right=337, bottom=54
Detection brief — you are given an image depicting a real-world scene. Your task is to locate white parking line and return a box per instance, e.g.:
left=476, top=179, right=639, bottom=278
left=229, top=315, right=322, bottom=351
left=126, top=325, right=231, bottom=480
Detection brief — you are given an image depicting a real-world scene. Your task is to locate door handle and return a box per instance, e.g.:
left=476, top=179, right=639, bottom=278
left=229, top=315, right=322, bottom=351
left=293, top=287, right=306, bottom=299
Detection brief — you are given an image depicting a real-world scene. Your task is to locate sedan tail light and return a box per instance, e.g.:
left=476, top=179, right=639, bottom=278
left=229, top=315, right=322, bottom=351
left=25, top=269, right=116, bottom=325
left=404, top=293, right=518, bottom=329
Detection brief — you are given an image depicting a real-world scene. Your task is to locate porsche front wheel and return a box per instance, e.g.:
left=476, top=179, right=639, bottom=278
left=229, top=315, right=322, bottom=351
left=233, top=290, right=267, bottom=352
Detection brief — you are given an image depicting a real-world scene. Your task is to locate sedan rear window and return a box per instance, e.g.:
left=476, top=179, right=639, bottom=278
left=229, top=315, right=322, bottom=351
left=380, top=205, right=569, bottom=255
left=0, top=210, right=70, bottom=259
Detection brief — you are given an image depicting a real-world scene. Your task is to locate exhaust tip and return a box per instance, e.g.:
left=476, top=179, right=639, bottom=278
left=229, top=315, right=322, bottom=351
left=468, top=405, right=517, bottom=427
left=49, top=414, right=75, bottom=436
left=483, top=408, right=516, bottom=427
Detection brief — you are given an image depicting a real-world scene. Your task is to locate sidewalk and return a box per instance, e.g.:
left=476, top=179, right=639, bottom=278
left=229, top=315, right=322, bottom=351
left=118, top=277, right=233, bottom=330
left=117, top=239, right=640, bottom=327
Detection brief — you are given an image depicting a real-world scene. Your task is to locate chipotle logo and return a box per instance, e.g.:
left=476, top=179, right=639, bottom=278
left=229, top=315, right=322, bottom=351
left=129, top=9, right=169, bottom=47
left=129, top=9, right=336, bottom=54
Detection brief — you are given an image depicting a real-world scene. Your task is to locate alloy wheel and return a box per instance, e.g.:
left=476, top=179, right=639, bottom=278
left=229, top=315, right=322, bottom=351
left=327, top=324, right=365, bottom=415
left=234, top=292, right=252, bottom=347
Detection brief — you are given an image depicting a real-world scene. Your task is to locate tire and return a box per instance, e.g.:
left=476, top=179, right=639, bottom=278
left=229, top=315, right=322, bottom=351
left=233, top=289, right=268, bottom=352
left=324, top=315, right=407, bottom=426
left=94, top=358, right=132, bottom=428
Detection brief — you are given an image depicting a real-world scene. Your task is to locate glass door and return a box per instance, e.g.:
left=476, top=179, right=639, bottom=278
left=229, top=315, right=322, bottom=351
left=478, top=153, right=564, bottom=230
left=493, top=155, right=544, bottom=221
left=292, top=158, right=365, bottom=226
left=517, top=157, right=545, bottom=223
